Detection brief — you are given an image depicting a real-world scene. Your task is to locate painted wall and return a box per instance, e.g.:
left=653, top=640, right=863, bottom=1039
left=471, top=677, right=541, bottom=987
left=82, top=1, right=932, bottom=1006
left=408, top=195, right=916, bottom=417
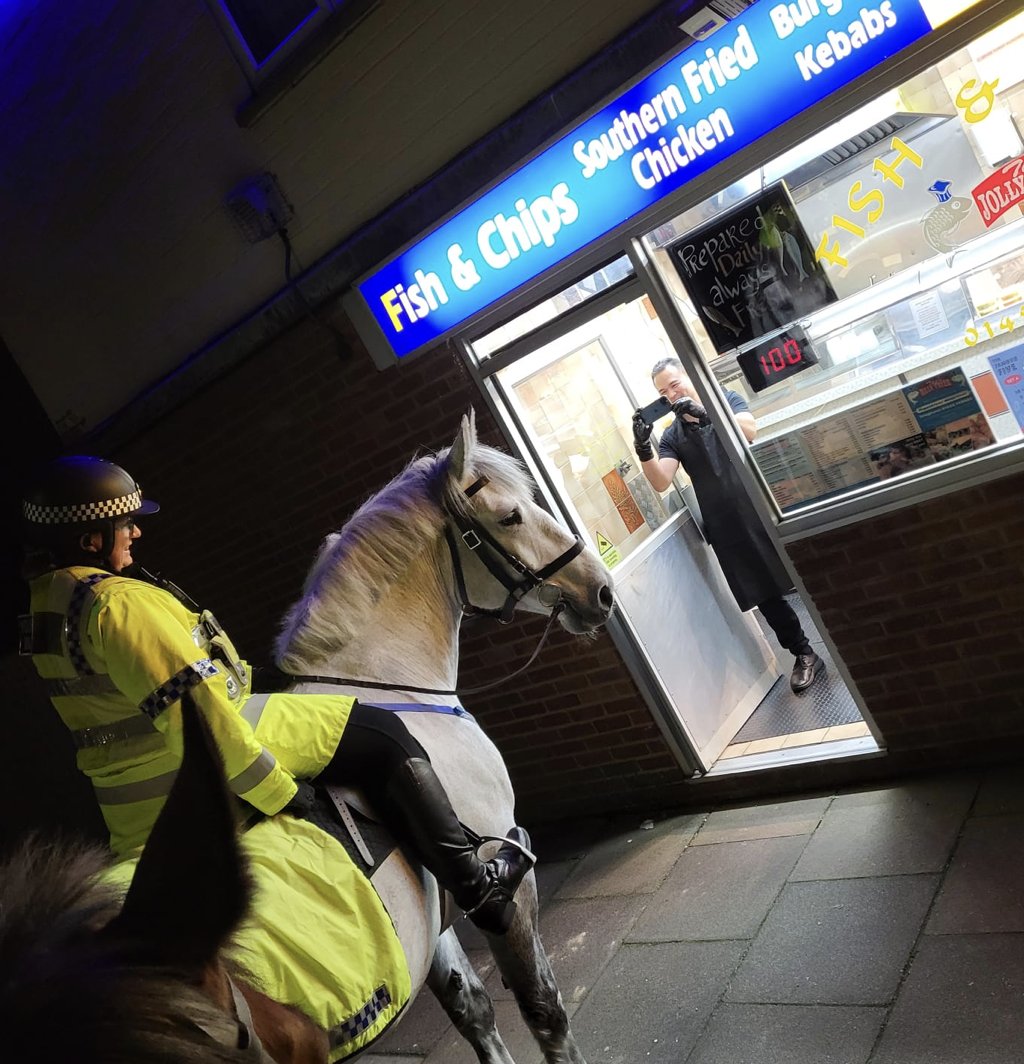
left=0, top=0, right=668, bottom=434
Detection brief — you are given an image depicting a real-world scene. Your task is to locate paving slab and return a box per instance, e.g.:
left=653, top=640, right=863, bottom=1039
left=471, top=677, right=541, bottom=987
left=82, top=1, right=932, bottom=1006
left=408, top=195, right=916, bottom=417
left=628, top=835, right=806, bottom=942
left=972, top=765, right=1024, bottom=816
left=692, top=795, right=831, bottom=846
left=927, top=813, right=1024, bottom=934
left=488, top=892, right=649, bottom=1003
left=727, top=875, right=939, bottom=1005
left=570, top=941, right=745, bottom=1064
left=872, top=934, right=1024, bottom=1064
left=686, top=1003, right=885, bottom=1064
left=422, top=995, right=548, bottom=1064
left=790, top=779, right=974, bottom=880
left=555, top=813, right=703, bottom=899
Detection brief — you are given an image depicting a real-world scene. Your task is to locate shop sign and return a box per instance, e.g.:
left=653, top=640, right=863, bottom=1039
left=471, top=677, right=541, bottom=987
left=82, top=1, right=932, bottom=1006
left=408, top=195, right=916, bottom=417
left=357, top=0, right=936, bottom=358
left=972, top=155, right=1024, bottom=228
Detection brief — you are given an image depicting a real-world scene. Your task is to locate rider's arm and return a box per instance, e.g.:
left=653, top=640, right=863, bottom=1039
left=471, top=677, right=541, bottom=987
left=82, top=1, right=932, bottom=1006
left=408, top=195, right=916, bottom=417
left=91, top=583, right=298, bottom=815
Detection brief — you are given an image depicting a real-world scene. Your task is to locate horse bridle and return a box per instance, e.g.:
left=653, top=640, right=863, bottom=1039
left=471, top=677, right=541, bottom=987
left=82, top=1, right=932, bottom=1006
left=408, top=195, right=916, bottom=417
left=194, top=974, right=276, bottom=1062
left=285, top=474, right=588, bottom=697
left=443, top=475, right=585, bottom=625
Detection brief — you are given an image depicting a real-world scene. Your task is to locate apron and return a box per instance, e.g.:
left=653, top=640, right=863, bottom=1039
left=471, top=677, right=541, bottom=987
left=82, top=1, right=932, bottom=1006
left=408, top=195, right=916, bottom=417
left=660, top=418, right=791, bottom=611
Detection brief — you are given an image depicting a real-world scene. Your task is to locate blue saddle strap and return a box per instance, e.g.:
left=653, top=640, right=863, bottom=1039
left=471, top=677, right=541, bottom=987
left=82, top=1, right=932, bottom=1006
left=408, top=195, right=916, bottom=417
left=360, top=701, right=475, bottom=721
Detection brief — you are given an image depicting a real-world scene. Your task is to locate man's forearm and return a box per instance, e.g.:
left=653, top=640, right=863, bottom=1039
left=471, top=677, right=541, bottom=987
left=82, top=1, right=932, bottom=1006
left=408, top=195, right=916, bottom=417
left=640, top=457, right=673, bottom=492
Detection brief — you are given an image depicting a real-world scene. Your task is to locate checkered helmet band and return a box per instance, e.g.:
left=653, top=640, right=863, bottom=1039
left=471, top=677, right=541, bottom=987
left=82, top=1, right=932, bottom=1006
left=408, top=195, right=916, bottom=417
left=24, top=489, right=144, bottom=526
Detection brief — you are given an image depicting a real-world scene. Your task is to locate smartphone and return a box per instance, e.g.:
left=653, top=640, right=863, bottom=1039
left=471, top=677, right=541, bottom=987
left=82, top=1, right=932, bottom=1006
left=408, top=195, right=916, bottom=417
left=637, top=395, right=671, bottom=424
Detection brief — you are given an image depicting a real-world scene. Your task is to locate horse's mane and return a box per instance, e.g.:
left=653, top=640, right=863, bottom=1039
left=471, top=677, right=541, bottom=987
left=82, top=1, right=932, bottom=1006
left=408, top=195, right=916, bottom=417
left=275, top=441, right=533, bottom=671
left=0, top=838, right=250, bottom=1063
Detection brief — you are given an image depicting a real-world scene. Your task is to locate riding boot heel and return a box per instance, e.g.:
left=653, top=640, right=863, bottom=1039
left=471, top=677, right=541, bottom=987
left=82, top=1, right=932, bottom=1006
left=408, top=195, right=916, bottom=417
left=464, top=826, right=535, bottom=934
left=383, top=758, right=533, bottom=935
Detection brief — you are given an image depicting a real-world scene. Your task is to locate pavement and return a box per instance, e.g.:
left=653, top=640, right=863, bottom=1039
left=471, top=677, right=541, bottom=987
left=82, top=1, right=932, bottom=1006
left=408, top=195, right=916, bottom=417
left=362, top=764, right=1024, bottom=1064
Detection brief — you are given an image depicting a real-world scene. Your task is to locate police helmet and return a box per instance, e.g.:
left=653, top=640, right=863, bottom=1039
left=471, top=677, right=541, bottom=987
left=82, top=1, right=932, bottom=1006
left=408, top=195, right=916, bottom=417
left=23, top=456, right=159, bottom=561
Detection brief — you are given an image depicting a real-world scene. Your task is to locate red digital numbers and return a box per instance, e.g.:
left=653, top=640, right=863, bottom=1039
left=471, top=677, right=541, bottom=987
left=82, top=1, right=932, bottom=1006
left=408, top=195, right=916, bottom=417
left=759, top=338, right=803, bottom=377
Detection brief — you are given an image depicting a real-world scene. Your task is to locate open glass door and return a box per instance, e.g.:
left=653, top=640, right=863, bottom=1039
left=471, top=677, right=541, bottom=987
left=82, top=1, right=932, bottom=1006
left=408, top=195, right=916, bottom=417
left=472, top=278, right=779, bottom=769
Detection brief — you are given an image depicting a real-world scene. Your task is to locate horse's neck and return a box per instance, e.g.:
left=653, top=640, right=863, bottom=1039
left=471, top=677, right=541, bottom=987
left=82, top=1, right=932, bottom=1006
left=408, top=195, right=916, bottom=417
left=320, top=548, right=461, bottom=693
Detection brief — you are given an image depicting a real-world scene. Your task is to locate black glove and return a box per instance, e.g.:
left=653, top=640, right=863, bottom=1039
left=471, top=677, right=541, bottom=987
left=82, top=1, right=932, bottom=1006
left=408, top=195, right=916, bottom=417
left=632, top=413, right=654, bottom=462
left=672, top=397, right=709, bottom=426
left=283, top=780, right=316, bottom=818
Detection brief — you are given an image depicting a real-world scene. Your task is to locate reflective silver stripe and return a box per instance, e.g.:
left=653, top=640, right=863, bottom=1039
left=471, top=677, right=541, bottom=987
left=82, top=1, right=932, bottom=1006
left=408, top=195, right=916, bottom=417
left=94, top=769, right=178, bottom=806
left=47, top=674, right=121, bottom=697
left=229, top=749, right=278, bottom=795
left=29, top=611, right=67, bottom=656
left=240, top=694, right=271, bottom=730
left=71, top=715, right=158, bottom=749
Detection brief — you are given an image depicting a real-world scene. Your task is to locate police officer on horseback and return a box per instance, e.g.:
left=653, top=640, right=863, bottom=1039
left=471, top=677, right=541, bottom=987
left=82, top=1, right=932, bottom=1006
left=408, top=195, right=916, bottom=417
left=21, top=455, right=533, bottom=935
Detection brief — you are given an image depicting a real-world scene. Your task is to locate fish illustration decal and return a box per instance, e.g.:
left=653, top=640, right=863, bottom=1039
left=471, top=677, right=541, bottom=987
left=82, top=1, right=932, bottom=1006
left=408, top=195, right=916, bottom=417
left=922, top=180, right=973, bottom=253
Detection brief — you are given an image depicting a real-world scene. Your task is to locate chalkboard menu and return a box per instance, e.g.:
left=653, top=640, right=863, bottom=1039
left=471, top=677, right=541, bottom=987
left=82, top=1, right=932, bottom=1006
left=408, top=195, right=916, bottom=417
left=667, top=182, right=837, bottom=354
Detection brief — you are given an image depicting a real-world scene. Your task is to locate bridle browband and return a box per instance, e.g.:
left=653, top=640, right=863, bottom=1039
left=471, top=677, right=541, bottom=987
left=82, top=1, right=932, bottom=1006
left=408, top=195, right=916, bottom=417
left=285, top=474, right=586, bottom=697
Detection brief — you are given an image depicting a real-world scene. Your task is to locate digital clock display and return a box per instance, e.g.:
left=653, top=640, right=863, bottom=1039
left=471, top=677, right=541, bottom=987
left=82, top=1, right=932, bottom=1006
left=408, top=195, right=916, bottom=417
left=736, top=327, right=818, bottom=393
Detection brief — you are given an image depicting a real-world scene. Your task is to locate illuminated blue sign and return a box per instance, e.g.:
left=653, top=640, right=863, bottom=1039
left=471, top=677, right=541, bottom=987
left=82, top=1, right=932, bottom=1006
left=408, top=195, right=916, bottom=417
left=357, top=0, right=935, bottom=357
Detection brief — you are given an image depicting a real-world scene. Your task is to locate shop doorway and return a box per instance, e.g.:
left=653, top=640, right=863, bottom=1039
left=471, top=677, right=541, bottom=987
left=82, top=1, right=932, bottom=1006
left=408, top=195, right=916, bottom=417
left=471, top=281, right=870, bottom=773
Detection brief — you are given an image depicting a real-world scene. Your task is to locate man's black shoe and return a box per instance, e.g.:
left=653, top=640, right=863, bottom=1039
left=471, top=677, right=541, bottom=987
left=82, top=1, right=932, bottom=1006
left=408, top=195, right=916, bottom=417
left=791, top=652, right=824, bottom=693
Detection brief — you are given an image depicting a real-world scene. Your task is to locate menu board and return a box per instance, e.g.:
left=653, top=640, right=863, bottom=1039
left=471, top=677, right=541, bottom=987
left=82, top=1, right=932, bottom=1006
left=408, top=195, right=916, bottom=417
left=987, top=343, right=1024, bottom=429
left=753, top=368, right=996, bottom=510
left=667, top=182, right=837, bottom=353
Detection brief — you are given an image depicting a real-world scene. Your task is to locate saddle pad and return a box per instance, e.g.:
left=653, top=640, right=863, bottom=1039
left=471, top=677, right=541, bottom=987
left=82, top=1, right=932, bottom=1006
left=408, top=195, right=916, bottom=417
left=103, top=816, right=412, bottom=1060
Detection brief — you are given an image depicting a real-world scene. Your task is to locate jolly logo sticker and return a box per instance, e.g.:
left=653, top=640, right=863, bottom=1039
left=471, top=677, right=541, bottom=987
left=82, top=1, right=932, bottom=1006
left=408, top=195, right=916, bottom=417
left=972, top=155, right=1024, bottom=229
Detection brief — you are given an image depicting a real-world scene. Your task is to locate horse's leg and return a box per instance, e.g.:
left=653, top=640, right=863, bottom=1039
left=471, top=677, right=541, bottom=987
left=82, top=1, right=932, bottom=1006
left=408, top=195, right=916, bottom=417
left=485, top=870, right=587, bottom=1064
left=428, top=927, right=515, bottom=1064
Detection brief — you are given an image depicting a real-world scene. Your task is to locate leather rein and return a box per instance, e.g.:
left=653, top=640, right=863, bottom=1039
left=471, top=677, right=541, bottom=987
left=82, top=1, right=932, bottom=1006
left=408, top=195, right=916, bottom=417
left=286, top=475, right=585, bottom=698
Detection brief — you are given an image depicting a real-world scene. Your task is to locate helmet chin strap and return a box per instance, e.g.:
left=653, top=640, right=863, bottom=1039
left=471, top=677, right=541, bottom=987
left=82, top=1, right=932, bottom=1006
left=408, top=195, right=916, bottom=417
left=77, top=520, right=117, bottom=571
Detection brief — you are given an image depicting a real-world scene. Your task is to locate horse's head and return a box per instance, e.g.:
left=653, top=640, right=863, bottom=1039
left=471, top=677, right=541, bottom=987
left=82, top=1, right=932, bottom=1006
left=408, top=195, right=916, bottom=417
left=443, top=411, right=615, bottom=634
left=0, top=693, right=328, bottom=1064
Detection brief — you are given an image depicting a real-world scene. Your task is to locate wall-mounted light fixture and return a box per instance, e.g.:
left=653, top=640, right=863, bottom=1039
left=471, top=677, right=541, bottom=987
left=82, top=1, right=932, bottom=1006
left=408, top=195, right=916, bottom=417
left=224, top=171, right=294, bottom=243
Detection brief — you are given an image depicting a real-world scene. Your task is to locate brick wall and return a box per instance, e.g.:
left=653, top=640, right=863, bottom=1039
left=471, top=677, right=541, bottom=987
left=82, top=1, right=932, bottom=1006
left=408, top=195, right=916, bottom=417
left=788, top=474, right=1024, bottom=764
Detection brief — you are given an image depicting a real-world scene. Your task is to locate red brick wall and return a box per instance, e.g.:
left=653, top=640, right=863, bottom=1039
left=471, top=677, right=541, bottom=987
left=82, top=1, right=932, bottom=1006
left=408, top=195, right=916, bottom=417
left=788, top=473, right=1024, bottom=764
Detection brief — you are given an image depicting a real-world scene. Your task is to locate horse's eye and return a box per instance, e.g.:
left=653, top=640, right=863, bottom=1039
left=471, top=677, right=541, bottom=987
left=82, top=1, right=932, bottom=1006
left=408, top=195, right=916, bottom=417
left=499, top=509, right=522, bottom=527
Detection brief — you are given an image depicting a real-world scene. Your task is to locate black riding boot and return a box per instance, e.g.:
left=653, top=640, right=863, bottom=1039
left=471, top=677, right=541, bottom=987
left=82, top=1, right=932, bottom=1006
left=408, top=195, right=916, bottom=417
left=384, top=757, right=535, bottom=935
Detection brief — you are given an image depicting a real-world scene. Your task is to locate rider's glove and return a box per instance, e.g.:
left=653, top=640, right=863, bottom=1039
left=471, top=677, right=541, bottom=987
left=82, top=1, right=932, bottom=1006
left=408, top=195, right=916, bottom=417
left=282, top=780, right=316, bottom=818
left=672, top=397, right=709, bottom=426
left=632, top=413, right=654, bottom=462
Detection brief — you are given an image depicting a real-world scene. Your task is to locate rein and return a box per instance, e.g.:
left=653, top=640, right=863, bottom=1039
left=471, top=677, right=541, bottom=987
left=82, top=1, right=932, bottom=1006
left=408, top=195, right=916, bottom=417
left=286, top=602, right=565, bottom=697
left=285, top=475, right=581, bottom=698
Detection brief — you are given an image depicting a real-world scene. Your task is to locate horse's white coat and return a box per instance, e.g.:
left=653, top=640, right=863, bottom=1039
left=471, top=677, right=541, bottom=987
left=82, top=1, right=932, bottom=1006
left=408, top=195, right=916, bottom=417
left=276, top=412, right=611, bottom=1063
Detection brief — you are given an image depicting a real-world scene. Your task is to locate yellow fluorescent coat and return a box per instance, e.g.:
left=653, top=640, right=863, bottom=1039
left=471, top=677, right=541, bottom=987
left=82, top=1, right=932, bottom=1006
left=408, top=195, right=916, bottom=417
left=105, top=815, right=411, bottom=1060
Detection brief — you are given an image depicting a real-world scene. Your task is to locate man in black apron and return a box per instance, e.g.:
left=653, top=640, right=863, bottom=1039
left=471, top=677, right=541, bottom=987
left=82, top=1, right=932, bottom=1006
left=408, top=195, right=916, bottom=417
left=633, top=357, right=823, bottom=693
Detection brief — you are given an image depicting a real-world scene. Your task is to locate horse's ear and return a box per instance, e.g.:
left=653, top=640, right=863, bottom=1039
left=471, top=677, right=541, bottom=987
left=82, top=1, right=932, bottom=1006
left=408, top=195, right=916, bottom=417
left=101, top=692, right=249, bottom=968
left=448, top=410, right=478, bottom=488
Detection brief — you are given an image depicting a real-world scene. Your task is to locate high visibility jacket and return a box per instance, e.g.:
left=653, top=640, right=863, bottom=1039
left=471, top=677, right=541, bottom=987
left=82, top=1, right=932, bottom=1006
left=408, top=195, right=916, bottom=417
left=104, top=815, right=412, bottom=1060
left=28, top=566, right=355, bottom=856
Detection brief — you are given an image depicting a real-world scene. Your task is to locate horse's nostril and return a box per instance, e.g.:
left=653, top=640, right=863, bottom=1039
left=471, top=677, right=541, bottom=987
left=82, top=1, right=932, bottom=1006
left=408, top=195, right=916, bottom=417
left=599, top=585, right=614, bottom=610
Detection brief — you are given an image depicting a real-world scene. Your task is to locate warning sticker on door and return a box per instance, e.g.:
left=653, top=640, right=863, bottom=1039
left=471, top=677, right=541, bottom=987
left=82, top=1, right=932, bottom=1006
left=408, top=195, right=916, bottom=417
left=595, top=530, right=622, bottom=569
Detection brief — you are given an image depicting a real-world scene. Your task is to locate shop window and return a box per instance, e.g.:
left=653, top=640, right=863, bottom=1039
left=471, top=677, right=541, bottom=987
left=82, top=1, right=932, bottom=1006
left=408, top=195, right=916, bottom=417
left=211, top=0, right=375, bottom=117
left=645, top=10, right=1024, bottom=518
left=214, top=0, right=328, bottom=71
